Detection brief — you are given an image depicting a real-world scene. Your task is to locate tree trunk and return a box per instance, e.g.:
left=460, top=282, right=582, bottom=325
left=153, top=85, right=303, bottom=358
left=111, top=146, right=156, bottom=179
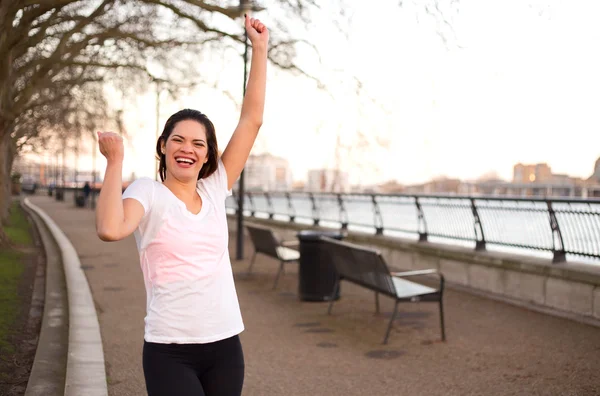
left=0, top=129, right=14, bottom=246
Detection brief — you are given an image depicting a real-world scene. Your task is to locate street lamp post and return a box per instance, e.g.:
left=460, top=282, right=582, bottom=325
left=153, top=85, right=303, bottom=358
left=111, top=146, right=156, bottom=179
left=236, top=1, right=249, bottom=261
left=235, top=0, right=256, bottom=260
left=91, top=133, right=97, bottom=208
left=154, top=78, right=163, bottom=181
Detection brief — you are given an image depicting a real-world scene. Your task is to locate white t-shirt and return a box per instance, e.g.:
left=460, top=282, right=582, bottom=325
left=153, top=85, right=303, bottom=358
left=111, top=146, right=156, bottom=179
left=122, top=158, right=244, bottom=344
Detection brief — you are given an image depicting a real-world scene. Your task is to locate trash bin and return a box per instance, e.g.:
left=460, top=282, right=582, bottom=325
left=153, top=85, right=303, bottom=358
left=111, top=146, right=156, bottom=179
left=297, top=230, right=345, bottom=302
left=75, top=194, right=86, bottom=208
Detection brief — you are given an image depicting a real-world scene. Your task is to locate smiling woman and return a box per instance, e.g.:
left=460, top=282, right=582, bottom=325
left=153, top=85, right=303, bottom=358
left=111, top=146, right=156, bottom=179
left=94, top=13, right=268, bottom=396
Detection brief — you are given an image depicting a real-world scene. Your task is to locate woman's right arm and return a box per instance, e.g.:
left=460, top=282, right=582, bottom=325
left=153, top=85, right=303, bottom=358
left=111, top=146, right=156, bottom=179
left=95, top=131, right=145, bottom=242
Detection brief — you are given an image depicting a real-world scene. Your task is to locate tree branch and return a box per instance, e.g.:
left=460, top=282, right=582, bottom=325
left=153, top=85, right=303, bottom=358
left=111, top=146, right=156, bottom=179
left=142, top=0, right=243, bottom=43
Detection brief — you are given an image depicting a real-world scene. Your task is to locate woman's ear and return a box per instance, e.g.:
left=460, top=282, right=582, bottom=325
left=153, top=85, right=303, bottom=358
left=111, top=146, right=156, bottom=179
left=160, top=141, right=166, bottom=155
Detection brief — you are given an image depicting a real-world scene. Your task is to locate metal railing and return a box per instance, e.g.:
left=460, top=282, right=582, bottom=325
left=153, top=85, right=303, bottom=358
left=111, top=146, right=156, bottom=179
left=226, top=191, right=600, bottom=264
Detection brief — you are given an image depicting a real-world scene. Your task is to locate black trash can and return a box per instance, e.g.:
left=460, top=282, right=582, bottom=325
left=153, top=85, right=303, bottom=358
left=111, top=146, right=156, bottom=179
left=75, top=194, right=86, bottom=208
left=297, top=230, right=345, bottom=302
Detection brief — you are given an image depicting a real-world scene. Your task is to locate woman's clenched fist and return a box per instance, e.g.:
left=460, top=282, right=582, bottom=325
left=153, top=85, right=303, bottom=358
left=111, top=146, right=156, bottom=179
left=97, top=131, right=124, bottom=163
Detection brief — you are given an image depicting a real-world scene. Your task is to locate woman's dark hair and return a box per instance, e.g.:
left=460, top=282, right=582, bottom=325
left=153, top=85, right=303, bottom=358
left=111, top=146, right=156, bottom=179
left=156, top=109, right=219, bottom=182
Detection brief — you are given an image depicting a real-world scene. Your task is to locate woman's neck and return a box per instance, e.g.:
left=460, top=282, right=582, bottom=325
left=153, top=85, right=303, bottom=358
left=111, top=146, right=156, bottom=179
left=163, top=176, right=197, bottom=200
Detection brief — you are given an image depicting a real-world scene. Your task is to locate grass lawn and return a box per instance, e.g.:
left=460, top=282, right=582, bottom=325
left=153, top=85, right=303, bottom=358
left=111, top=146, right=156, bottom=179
left=0, top=201, right=33, bottom=353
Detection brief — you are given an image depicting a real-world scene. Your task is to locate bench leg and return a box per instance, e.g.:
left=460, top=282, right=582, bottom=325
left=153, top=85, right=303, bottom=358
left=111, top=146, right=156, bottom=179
left=439, top=298, right=446, bottom=342
left=248, top=252, right=257, bottom=274
left=375, top=292, right=380, bottom=314
left=327, top=280, right=340, bottom=315
left=272, top=260, right=285, bottom=289
left=383, top=301, right=399, bottom=345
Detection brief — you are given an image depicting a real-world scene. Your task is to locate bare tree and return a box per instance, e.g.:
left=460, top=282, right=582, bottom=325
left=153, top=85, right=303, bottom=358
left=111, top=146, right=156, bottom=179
left=0, top=0, right=459, bottom=243
left=0, top=0, right=333, bottom=244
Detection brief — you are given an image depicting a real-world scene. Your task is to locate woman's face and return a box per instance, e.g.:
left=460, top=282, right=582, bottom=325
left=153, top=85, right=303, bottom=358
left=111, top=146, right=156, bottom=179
left=162, top=119, right=209, bottom=183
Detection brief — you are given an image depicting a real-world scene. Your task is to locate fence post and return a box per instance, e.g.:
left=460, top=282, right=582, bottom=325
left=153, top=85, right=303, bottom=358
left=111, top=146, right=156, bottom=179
left=470, top=198, right=486, bottom=251
left=547, top=200, right=566, bottom=263
left=247, top=192, right=255, bottom=217
left=286, top=192, right=295, bottom=223
left=231, top=191, right=239, bottom=215
left=265, top=192, right=273, bottom=219
left=415, top=196, right=428, bottom=242
left=310, top=193, right=319, bottom=226
left=338, top=193, right=348, bottom=230
left=372, top=195, right=383, bottom=235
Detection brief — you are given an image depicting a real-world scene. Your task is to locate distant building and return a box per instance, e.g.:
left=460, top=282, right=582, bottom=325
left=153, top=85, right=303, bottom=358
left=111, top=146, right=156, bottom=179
left=404, top=177, right=461, bottom=195
left=550, top=173, right=579, bottom=185
left=291, top=180, right=305, bottom=191
left=401, top=157, right=600, bottom=198
left=12, top=157, right=45, bottom=184
left=306, top=169, right=350, bottom=193
left=11, top=156, right=95, bottom=187
left=513, top=163, right=553, bottom=183
left=376, top=180, right=405, bottom=194
left=237, top=153, right=292, bottom=191
left=589, top=156, right=600, bottom=183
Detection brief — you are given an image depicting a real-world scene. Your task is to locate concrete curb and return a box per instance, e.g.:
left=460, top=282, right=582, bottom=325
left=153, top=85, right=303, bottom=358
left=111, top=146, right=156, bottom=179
left=24, top=198, right=108, bottom=396
left=23, top=200, right=68, bottom=396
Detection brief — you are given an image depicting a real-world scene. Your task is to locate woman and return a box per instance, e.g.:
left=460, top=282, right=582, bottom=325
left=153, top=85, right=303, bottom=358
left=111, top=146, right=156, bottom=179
left=95, top=14, right=268, bottom=396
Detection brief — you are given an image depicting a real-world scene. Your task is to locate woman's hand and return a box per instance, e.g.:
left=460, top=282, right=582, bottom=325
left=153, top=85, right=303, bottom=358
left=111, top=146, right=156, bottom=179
left=245, top=14, right=269, bottom=49
left=97, top=131, right=124, bottom=163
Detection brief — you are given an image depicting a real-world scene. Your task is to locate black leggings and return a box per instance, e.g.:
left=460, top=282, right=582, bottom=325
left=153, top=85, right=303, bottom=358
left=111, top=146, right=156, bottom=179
left=143, top=335, right=245, bottom=396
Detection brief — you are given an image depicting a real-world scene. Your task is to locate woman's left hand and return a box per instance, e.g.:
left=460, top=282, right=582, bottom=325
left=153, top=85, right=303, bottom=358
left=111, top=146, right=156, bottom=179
left=245, top=14, right=269, bottom=48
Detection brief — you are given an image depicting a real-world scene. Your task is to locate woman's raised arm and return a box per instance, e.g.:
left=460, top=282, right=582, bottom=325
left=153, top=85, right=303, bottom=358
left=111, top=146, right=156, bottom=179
left=221, top=14, right=269, bottom=190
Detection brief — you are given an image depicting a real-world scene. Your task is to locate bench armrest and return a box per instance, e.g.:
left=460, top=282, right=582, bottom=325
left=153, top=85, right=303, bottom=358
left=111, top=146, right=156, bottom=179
left=392, top=269, right=445, bottom=292
left=391, top=269, right=438, bottom=277
left=280, top=239, right=299, bottom=248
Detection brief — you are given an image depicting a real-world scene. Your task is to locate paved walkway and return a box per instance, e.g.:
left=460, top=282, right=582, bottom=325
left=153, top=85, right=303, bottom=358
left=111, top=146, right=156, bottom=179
left=31, top=195, right=600, bottom=396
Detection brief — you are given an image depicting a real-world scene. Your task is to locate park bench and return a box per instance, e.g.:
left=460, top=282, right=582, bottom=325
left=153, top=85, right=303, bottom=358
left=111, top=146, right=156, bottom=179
left=320, top=236, right=446, bottom=344
left=246, top=224, right=300, bottom=289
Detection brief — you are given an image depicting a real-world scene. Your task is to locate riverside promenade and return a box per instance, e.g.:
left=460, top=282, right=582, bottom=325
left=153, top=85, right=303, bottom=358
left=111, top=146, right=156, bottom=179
left=28, top=194, right=600, bottom=396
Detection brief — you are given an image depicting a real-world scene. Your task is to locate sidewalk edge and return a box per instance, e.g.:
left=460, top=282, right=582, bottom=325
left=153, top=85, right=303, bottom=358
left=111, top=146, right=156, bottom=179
left=23, top=198, right=108, bottom=396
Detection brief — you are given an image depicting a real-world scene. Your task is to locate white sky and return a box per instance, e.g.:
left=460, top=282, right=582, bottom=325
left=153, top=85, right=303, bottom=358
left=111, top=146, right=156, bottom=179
left=79, top=0, right=600, bottom=186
